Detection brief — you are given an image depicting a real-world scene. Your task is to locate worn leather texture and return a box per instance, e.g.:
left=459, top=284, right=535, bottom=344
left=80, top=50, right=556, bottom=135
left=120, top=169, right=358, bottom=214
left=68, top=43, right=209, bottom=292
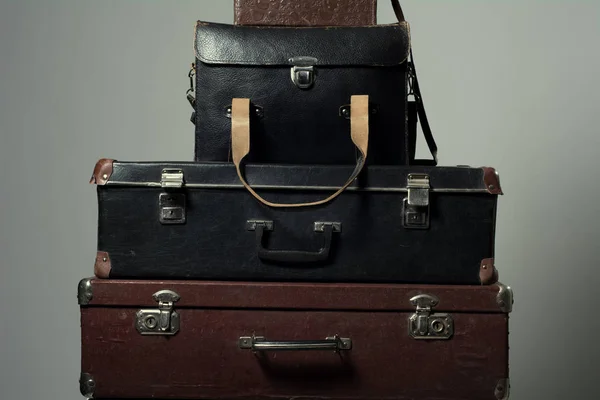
left=94, top=161, right=501, bottom=284
left=89, top=158, right=114, bottom=185
left=234, top=0, right=377, bottom=26
left=193, top=21, right=412, bottom=165
left=80, top=279, right=510, bottom=399
left=94, top=251, right=111, bottom=279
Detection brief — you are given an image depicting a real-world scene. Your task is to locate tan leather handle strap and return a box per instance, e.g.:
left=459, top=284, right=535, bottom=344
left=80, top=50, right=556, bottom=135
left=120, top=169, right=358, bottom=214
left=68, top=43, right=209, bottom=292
left=231, top=95, right=369, bottom=208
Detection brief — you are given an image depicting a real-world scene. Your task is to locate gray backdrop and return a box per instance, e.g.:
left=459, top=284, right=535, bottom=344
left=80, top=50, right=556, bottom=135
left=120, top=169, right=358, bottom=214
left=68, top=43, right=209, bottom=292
left=1, top=1, right=599, bottom=399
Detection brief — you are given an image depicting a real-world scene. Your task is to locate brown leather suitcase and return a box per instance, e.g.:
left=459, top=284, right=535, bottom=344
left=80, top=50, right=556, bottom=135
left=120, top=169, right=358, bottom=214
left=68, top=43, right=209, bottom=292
left=234, top=0, right=377, bottom=26
left=78, top=278, right=513, bottom=399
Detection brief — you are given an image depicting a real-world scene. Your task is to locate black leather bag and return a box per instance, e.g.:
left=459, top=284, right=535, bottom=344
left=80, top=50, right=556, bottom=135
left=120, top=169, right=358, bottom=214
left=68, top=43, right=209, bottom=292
left=190, top=0, right=437, bottom=167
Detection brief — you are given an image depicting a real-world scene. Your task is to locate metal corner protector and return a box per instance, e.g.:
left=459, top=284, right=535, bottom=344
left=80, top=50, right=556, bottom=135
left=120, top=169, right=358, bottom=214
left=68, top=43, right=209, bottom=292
left=496, top=282, right=514, bottom=313
left=495, top=378, right=510, bottom=399
left=77, top=278, right=93, bottom=306
left=79, top=372, right=96, bottom=398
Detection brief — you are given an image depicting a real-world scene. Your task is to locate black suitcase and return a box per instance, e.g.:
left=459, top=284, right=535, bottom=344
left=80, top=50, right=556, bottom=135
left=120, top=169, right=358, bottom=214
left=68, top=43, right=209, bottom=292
left=90, top=159, right=503, bottom=285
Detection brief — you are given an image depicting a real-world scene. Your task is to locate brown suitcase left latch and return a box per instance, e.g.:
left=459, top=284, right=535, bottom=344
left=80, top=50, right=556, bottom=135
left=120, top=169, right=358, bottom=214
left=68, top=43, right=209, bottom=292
left=136, top=290, right=181, bottom=336
left=409, top=294, right=454, bottom=340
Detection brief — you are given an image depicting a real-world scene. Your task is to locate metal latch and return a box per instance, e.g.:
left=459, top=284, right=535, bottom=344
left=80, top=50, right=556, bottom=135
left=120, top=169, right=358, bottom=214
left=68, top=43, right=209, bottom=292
left=159, top=169, right=186, bottom=225
left=161, top=168, right=184, bottom=189
left=409, top=294, right=453, bottom=340
left=159, top=193, right=186, bottom=225
left=403, top=173, right=430, bottom=229
left=290, top=57, right=317, bottom=89
left=136, top=290, right=181, bottom=336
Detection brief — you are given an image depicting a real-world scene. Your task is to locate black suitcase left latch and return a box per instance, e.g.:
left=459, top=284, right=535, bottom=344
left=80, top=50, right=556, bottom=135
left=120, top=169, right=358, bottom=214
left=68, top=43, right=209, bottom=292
left=159, top=169, right=186, bottom=225
left=403, top=174, right=431, bottom=229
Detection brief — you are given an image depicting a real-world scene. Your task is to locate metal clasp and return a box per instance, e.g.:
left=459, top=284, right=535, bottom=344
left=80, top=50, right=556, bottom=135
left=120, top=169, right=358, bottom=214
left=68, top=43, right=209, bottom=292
left=161, top=169, right=184, bottom=189
left=136, top=290, right=181, bottom=336
left=159, top=193, right=186, bottom=225
left=159, top=169, right=186, bottom=225
left=409, top=294, right=453, bottom=340
left=290, top=57, right=317, bottom=89
left=403, top=174, right=430, bottom=229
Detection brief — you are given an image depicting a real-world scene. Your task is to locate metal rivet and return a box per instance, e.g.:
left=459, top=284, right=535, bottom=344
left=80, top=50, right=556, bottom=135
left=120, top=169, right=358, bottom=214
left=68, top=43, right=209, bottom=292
left=102, top=174, right=108, bottom=180
left=482, top=265, right=488, bottom=270
left=102, top=257, right=107, bottom=262
left=489, top=184, right=495, bottom=191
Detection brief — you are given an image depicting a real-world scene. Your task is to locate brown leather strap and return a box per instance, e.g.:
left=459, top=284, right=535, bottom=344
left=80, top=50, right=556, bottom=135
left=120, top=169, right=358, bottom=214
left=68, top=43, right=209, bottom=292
left=232, top=95, right=370, bottom=208
left=391, top=0, right=405, bottom=22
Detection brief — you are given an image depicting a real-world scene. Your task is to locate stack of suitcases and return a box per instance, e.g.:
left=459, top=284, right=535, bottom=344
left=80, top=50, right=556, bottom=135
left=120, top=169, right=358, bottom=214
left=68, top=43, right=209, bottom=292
left=78, top=1, right=514, bottom=399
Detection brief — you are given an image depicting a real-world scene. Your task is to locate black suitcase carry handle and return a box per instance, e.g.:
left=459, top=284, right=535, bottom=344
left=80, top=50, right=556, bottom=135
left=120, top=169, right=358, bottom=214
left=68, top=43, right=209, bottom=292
left=252, top=223, right=336, bottom=264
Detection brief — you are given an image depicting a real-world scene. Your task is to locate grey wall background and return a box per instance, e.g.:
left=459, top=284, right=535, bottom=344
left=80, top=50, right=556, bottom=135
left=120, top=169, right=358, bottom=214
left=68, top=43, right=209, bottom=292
left=1, top=0, right=599, bottom=399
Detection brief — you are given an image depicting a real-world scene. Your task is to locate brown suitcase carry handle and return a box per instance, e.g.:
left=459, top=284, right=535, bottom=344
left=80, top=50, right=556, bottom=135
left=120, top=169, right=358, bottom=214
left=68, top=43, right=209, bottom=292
left=231, top=95, right=370, bottom=208
left=239, top=334, right=352, bottom=352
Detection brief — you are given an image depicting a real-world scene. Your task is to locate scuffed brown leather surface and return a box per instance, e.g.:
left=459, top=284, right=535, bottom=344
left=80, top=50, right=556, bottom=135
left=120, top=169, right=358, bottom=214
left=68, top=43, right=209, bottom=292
left=89, top=158, right=115, bottom=185
left=480, top=258, right=499, bottom=285
left=81, top=280, right=509, bottom=399
left=234, top=0, right=377, bottom=26
left=94, top=251, right=111, bottom=279
left=482, top=167, right=504, bottom=195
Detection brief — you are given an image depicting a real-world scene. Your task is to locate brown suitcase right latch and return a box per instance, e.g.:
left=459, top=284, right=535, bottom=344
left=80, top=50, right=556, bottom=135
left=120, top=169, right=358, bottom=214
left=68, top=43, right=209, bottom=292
left=409, top=294, right=454, bottom=340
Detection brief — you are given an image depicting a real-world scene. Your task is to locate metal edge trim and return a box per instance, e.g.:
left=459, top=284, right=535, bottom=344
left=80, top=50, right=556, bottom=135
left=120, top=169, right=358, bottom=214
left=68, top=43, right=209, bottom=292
left=79, top=372, right=96, bottom=398
left=77, top=278, right=93, bottom=306
left=496, top=282, right=514, bottom=313
left=103, top=181, right=493, bottom=193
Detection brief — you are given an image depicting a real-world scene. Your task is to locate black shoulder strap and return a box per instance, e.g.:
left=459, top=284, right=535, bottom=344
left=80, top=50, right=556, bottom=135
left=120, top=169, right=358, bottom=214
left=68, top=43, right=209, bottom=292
left=391, top=0, right=406, bottom=22
left=409, top=48, right=439, bottom=165
left=392, top=0, right=439, bottom=165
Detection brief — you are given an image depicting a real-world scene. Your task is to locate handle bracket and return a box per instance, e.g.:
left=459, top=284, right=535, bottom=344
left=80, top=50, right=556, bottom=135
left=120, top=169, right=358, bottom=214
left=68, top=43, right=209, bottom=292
left=239, top=335, right=352, bottom=352
left=248, top=220, right=340, bottom=264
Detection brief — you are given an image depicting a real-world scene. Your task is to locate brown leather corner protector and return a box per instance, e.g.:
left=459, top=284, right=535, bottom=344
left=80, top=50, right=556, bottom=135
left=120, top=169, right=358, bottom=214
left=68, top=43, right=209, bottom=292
left=94, top=251, right=112, bottom=279
left=480, top=258, right=499, bottom=285
left=89, top=158, right=115, bottom=185
left=482, top=167, right=503, bottom=195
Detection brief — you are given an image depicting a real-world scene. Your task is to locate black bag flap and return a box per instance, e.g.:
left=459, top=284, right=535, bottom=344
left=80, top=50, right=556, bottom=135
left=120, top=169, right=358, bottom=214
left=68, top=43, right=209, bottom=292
left=194, top=21, right=411, bottom=67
